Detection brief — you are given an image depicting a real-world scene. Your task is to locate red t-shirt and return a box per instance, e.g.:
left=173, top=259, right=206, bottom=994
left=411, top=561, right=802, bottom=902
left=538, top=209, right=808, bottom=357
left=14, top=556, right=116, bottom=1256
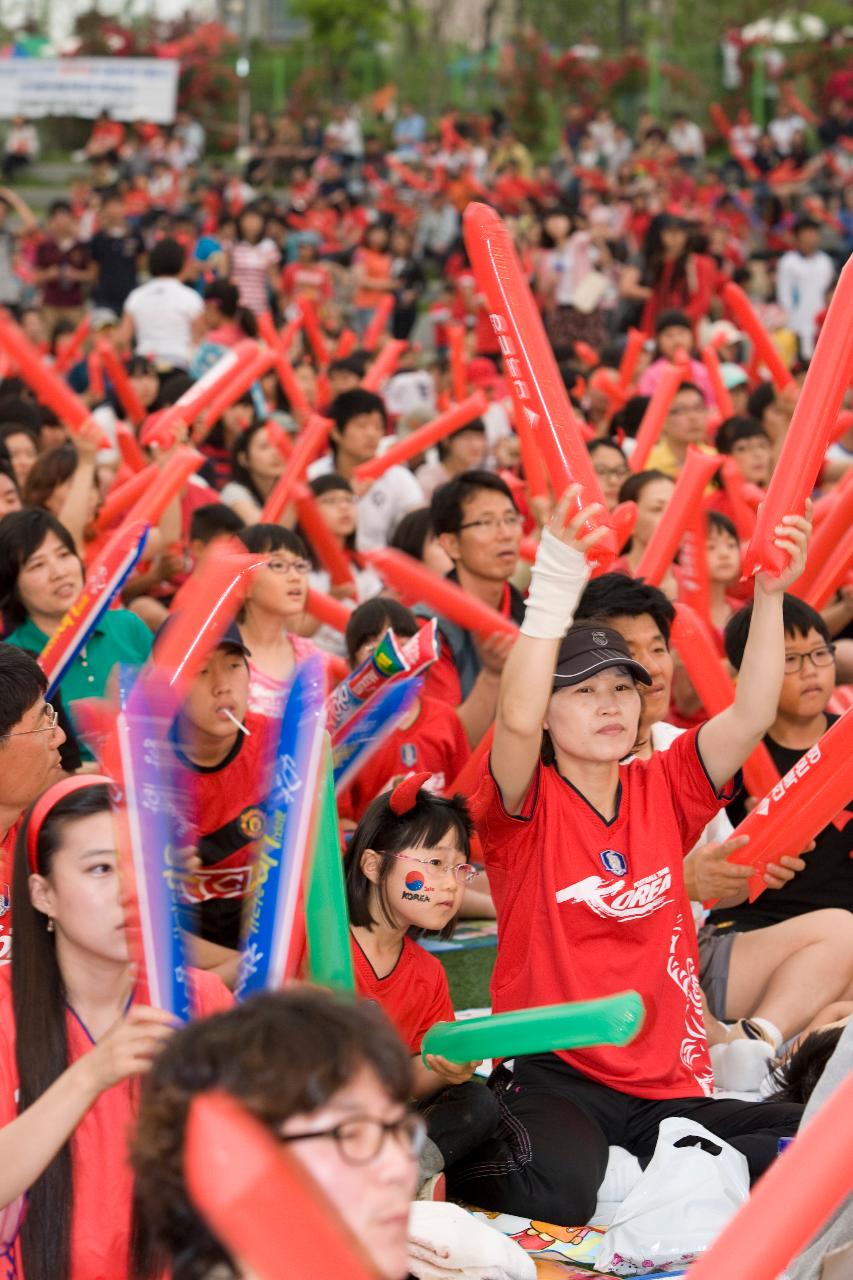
left=172, top=712, right=274, bottom=949
left=471, top=728, right=737, bottom=1099
left=338, top=696, right=470, bottom=823
left=0, top=967, right=231, bottom=1280
left=351, top=934, right=454, bottom=1054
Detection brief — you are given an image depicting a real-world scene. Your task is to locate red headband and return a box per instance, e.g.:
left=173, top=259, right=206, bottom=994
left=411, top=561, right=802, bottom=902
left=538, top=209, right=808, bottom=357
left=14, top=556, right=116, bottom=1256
left=388, top=771, right=433, bottom=815
left=27, top=775, right=114, bottom=875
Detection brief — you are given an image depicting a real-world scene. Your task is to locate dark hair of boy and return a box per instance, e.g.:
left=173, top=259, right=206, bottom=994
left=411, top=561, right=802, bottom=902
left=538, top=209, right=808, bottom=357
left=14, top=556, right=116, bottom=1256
left=724, top=595, right=832, bottom=672
left=574, top=572, right=676, bottom=644
left=714, top=416, right=771, bottom=455
left=707, top=511, right=739, bottom=541
left=188, top=503, right=245, bottom=545
left=344, top=597, right=420, bottom=667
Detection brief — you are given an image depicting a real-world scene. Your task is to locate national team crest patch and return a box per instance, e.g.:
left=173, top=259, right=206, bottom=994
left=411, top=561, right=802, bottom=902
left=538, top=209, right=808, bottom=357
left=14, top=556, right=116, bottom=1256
left=599, top=849, right=627, bottom=877
left=405, top=870, right=425, bottom=892
left=401, top=743, right=417, bottom=767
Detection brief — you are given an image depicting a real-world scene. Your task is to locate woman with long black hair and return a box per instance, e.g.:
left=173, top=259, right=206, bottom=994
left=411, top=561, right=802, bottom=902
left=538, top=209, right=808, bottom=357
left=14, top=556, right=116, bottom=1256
left=619, top=212, right=714, bottom=335
left=0, top=778, right=229, bottom=1280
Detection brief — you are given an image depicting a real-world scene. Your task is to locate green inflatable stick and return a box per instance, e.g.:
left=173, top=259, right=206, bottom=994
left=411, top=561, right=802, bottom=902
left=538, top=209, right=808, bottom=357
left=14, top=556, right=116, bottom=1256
left=305, top=736, right=355, bottom=992
left=421, top=992, right=645, bottom=1065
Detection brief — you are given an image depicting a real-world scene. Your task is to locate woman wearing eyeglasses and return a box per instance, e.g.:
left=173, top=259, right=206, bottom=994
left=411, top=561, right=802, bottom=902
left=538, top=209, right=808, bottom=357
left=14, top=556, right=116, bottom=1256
left=343, top=776, right=500, bottom=1198
left=131, top=989, right=420, bottom=1280
left=0, top=777, right=230, bottom=1280
left=235, top=524, right=327, bottom=719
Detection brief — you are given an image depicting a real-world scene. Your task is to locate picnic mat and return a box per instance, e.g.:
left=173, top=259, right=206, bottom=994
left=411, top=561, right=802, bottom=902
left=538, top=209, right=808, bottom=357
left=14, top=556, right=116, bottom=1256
left=422, top=919, right=498, bottom=953
left=470, top=1211, right=687, bottom=1278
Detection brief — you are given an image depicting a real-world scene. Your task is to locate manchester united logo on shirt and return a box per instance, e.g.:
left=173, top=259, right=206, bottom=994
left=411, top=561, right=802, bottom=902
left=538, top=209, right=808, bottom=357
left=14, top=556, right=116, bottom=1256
left=400, top=743, right=417, bottom=767
left=599, top=848, right=627, bottom=877
left=239, top=808, right=265, bottom=840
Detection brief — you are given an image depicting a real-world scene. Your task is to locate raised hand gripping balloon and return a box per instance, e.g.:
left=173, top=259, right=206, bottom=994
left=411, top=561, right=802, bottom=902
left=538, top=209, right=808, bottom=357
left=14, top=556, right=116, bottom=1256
left=721, top=283, right=795, bottom=394
left=237, top=655, right=327, bottom=997
left=629, top=362, right=684, bottom=473
left=720, top=709, right=853, bottom=903
left=670, top=603, right=780, bottom=802
left=422, top=992, right=645, bottom=1064
left=365, top=546, right=519, bottom=640
left=305, top=737, right=356, bottom=992
left=741, top=255, right=853, bottom=579
left=186, top=1092, right=379, bottom=1280
left=590, top=501, right=637, bottom=579
left=462, top=202, right=616, bottom=570
left=685, top=1051, right=853, bottom=1280
left=361, top=338, right=408, bottom=392
left=635, top=448, right=722, bottom=586
left=353, top=392, right=488, bottom=483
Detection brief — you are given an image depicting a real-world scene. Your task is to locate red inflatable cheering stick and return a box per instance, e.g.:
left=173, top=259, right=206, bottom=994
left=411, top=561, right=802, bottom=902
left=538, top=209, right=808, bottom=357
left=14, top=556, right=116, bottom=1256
left=186, top=1092, right=379, bottom=1280
left=365, top=547, right=518, bottom=641
left=720, top=708, right=853, bottom=902
left=353, top=392, right=488, bottom=483
left=629, top=362, right=684, bottom=473
left=721, top=282, right=795, bottom=394
left=791, top=465, right=853, bottom=607
left=741, top=255, right=853, bottom=579
left=670, top=602, right=780, bottom=804
left=634, top=448, right=721, bottom=586
left=0, top=310, right=92, bottom=434
left=462, top=202, right=616, bottom=571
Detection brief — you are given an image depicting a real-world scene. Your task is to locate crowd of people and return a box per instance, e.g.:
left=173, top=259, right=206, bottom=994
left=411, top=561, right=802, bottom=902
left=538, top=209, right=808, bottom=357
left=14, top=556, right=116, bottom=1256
left=0, top=79, right=851, bottom=1280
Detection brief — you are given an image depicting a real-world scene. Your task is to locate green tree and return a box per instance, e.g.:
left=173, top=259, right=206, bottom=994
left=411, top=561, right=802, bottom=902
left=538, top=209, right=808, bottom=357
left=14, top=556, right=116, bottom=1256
left=291, top=0, right=394, bottom=89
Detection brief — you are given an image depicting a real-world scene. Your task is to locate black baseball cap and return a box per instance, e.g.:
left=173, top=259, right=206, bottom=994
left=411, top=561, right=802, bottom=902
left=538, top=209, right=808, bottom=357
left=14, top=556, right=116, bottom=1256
left=154, top=616, right=251, bottom=659
left=552, top=625, right=652, bottom=690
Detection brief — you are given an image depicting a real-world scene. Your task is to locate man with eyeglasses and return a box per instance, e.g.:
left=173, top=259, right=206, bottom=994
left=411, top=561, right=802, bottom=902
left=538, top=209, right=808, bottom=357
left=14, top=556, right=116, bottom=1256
left=0, top=645, right=67, bottom=966
left=711, top=595, right=853, bottom=934
left=418, top=471, right=525, bottom=747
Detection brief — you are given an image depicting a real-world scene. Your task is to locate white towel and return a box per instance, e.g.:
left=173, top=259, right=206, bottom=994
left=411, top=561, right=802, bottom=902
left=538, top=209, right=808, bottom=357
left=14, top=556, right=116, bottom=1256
left=408, top=1202, right=536, bottom=1280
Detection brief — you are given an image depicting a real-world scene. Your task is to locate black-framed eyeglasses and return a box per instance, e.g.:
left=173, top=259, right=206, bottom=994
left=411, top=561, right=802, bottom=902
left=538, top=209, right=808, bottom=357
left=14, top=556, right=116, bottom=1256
left=280, top=1112, right=426, bottom=1166
left=458, top=513, right=523, bottom=533
left=1, top=702, right=60, bottom=740
left=783, top=645, right=836, bottom=675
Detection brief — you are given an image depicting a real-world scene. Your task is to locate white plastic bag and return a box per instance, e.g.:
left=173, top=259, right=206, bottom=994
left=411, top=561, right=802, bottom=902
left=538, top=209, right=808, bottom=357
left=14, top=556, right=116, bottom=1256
left=595, top=1117, right=749, bottom=1276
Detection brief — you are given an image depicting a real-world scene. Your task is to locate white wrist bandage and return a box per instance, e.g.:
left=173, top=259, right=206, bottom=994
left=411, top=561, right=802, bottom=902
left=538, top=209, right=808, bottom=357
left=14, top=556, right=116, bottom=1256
left=521, top=528, right=590, bottom=640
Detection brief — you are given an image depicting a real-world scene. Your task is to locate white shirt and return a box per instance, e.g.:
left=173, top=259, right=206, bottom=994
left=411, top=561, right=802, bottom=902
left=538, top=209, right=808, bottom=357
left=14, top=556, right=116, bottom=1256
left=308, top=454, right=425, bottom=551
left=124, top=276, right=203, bottom=369
left=668, top=121, right=705, bottom=158
left=768, top=114, right=805, bottom=156
left=776, top=249, right=835, bottom=358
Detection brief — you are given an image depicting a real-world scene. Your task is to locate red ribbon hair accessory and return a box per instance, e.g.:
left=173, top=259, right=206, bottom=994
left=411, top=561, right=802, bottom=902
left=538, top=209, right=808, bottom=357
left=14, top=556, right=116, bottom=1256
left=388, top=772, right=433, bottom=815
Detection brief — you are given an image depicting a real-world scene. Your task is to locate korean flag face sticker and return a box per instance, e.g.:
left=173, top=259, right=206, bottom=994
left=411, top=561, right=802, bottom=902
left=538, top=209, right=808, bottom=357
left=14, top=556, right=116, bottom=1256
left=599, top=849, right=628, bottom=877
left=405, top=870, right=425, bottom=893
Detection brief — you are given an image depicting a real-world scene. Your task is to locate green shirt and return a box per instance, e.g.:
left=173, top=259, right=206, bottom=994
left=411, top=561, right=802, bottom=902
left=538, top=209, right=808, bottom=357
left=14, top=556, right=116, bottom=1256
left=6, top=609, right=152, bottom=756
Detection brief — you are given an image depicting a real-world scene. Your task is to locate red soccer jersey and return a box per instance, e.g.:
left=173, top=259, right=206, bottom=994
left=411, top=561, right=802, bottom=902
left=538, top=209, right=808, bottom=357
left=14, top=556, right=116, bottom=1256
left=338, top=696, right=470, bottom=823
left=0, top=820, right=20, bottom=971
left=471, top=727, right=737, bottom=1100
left=352, top=934, right=454, bottom=1054
left=0, top=968, right=231, bottom=1280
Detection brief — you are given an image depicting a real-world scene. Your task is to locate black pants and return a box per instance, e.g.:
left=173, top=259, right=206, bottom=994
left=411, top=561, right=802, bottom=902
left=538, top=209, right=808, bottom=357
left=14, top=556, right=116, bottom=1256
left=447, top=1055, right=802, bottom=1224
left=420, top=1078, right=501, bottom=1170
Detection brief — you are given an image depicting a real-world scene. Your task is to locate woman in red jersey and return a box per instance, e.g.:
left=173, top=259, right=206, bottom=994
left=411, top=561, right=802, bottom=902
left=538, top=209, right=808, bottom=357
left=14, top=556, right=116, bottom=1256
left=448, top=485, right=809, bottom=1223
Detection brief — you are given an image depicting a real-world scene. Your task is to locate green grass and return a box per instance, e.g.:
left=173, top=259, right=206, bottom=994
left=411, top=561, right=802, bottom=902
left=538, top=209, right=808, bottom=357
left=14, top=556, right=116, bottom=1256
left=439, top=946, right=494, bottom=1012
